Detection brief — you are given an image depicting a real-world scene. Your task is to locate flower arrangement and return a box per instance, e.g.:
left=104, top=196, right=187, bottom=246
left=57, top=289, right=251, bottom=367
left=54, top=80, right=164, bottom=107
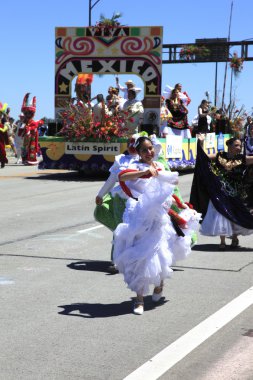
left=179, top=45, right=210, bottom=60
left=230, top=52, right=244, bottom=76
left=95, top=12, right=123, bottom=29
left=57, top=101, right=132, bottom=142
left=226, top=104, right=247, bottom=138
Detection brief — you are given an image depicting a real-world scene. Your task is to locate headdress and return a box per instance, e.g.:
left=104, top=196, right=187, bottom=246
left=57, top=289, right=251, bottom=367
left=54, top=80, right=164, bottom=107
left=125, top=79, right=135, bottom=86
left=0, top=102, right=8, bottom=114
left=76, top=74, right=94, bottom=86
left=21, top=93, right=36, bottom=113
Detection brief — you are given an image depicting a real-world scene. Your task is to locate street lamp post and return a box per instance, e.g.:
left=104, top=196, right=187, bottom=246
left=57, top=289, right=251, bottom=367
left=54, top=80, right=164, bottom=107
left=89, top=0, right=102, bottom=26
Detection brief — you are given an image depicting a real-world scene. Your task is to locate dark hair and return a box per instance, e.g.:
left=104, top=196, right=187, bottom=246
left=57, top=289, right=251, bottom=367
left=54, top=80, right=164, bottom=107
left=128, top=89, right=136, bottom=97
left=226, top=137, right=241, bottom=147
left=83, top=94, right=89, bottom=102
left=134, top=136, right=152, bottom=153
left=170, top=89, right=178, bottom=98
left=96, top=94, right=104, bottom=102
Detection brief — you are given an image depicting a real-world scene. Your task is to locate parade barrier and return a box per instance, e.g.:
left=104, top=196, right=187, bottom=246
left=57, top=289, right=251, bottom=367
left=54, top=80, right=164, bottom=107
left=38, top=133, right=231, bottom=174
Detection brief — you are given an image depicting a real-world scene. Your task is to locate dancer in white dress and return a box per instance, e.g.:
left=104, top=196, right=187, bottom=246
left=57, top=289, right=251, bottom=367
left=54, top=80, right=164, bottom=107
left=113, top=137, right=199, bottom=315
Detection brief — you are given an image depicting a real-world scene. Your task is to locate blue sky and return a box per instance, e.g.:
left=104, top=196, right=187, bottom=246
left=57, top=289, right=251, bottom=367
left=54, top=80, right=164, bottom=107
left=1, top=0, right=252, bottom=123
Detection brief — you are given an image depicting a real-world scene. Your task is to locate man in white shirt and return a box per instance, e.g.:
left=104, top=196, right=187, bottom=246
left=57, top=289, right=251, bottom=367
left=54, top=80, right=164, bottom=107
left=116, top=77, right=142, bottom=100
left=122, top=89, right=144, bottom=135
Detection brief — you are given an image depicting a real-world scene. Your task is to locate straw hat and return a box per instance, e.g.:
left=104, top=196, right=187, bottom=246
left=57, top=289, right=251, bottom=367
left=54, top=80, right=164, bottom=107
left=125, top=79, right=135, bottom=86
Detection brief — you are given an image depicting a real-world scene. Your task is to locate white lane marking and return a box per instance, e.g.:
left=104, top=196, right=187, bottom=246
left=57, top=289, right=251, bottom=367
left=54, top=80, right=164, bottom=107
left=0, top=277, right=15, bottom=285
left=124, top=286, right=253, bottom=380
left=77, top=225, right=104, bottom=233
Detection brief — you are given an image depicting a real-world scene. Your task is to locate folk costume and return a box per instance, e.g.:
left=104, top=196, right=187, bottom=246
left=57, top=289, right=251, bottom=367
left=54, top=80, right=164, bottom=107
left=113, top=161, right=201, bottom=296
left=163, top=85, right=191, bottom=106
left=244, top=125, right=253, bottom=207
left=159, top=102, right=172, bottom=137
left=21, top=93, right=43, bottom=165
left=190, top=141, right=253, bottom=238
left=165, top=97, right=191, bottom=139
left=0, top=122, right=8, bottom=168
left=0, top=102, right=9, bottom=168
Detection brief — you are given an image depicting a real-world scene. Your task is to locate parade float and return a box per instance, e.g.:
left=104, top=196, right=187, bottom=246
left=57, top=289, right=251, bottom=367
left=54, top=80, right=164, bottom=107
left=38, top=16, right=233, bottom=174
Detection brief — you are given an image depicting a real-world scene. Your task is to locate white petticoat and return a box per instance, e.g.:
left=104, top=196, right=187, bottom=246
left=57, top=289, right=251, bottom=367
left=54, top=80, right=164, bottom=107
left=113, top=171, right=195, bottom=295
left=200, top=201, right=253, bottom=236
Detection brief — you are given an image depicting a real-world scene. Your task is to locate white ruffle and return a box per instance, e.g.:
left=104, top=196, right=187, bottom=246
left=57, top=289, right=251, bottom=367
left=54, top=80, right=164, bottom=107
left=201, top=201, right=253, bottom=236
left=113, top=169, right=194, bottom=295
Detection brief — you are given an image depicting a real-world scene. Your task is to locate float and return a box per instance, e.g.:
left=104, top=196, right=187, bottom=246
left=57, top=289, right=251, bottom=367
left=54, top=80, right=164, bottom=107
left=38, top=19, right=230, bottom=174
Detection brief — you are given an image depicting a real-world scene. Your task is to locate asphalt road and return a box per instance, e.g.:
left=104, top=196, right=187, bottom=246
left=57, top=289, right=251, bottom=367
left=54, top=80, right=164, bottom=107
left=0, top=158, right=253, bottom=380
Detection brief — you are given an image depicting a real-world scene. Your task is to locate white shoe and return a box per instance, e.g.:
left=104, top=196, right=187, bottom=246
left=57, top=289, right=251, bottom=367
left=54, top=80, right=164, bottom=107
left=133, top=301, right=144, bottom=315
left=152, top=287, right=163, bottom=303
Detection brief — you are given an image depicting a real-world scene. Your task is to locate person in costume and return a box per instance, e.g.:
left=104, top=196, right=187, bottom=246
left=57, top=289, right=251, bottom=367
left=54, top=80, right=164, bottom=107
left=94, top=134, right=199, bottom=274
left=0, top=122, right=8, bottom=168
left=92, top=94, right=112, bottom=123
left=159, top=96, right=172, bottom=137
left=5, top=117, right=17, bottom=158
left=74, top=73, right=94, bottom=106
left=191, top=99, right=212, bottom=137
left=243, top=123, right=253, bottom=207
left=94, top=134, right=145, bottom=273
left=0, top=103, right=9, bottom=168
left=166, top=89, right=191, bottom=139
left=190, top=135, right=253, bottom=250
left=20, top=93, right=43, bottom=165
left=244, top=123, right=253, bottom=156
left=14, top=113, right=25, bottom=164
left=113, top=137, right=200, bottom=315
left=163, top=83, right=191, bottom=106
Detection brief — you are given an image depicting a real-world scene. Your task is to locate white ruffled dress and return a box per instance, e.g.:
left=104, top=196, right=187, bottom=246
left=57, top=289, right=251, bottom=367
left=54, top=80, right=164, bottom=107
left=113, top=161, right=194, bottom=295
left=200, top=200, right=253, bottom=237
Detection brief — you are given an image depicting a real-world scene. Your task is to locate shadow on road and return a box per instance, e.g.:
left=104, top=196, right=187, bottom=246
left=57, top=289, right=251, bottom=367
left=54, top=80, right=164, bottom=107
left=67, top=260, right=112, bottom=273
left=25, top=171, right=107, bottom=182
left=192, top=243, right=253, bottom=253
left=58, top=296, right=168, bottom=318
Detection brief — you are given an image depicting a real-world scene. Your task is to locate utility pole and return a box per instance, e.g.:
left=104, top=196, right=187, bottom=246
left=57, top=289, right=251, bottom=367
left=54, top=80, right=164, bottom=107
left=89, top=0, right=102, bottom=26
left=221, top=0, right=233, bottom=110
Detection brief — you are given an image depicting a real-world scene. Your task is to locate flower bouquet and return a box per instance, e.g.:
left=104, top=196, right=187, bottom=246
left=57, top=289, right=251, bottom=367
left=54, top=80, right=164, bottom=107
left=179, top=45, right=210, bottom=61
left=57, top=101, right=130, bottom=142
left=230, top=52, right=244, bottom=76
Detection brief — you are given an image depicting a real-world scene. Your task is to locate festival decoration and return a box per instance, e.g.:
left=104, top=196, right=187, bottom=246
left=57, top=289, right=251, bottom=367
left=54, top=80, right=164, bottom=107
left=95, top=12, right=123, bottom=29
left=179, top=45, right=210, bottom=61
left=76, top=74, right=94, bottom=86
left=230, top=52, right=244, bottom=76
left=0, top=102, right=8, bottom=114
left=57, top=101, right=135, bottom=142
left=21, top=93, right=36, bottom=113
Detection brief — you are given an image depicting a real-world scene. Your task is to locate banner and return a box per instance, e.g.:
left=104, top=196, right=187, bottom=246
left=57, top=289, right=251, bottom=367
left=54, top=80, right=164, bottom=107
left=166, top=135, right=182, bottom=159
left=65, top=142, right=121, bottom=155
